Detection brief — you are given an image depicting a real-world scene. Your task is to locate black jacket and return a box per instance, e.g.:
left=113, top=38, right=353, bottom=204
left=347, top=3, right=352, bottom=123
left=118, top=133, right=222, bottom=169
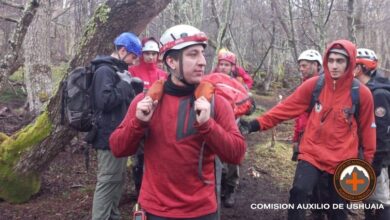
left=366, top=72, right=390, bottom=168
left=90, top=56, right=135, bottom=150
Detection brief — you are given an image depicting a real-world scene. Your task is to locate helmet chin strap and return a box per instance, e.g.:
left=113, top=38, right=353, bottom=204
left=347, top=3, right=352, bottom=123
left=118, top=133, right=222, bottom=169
left=177, top=50, right=192, bottom=86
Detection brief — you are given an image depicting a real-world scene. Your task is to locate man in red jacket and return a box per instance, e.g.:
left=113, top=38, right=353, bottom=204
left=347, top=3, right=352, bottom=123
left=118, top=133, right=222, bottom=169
left=129, top=37, right=167, bottom=90
left=241, top=40, right=376, bottom=220
left=128, top=37, right=168, bottom=199
left=292, top=49, right=323, bottom=161
left=109, top=24, right=246, bottom=220
left=212, top=48, right=253, bottom=208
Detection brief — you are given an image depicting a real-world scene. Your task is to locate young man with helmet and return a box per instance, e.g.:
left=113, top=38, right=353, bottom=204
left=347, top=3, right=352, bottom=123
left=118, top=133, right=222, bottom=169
left=292, top=49, right=323, bottom=161
left=354, top=48, right=390, bottom=220
left=128, top=37, right=167, bottom=199
left=215, top=48, right=253, bottom=89
left=240, top=40, right=376, bottom=220
left=212, top=48, right=254, bottom=208
left=110, top=25, right=246, bottom=220
left=90, top=32, right=142, bottom=220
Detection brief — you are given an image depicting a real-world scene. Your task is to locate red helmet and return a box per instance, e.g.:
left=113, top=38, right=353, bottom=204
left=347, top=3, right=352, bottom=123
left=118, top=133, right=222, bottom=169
left=356, top=48, right=378, bottom=70
left=218, top=48, right=236, bottom=65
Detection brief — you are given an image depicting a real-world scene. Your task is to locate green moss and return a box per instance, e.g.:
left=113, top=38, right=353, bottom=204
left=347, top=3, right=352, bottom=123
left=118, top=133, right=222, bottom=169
left=0, top=111, right=52, bottom=203
left=79, top=4, right=111, bottom=51
left=95, top=4, right=111, bottom=23
left=38, top=92, right=49, bottom=102
left=52, top=63, right=69, bottom=86
left=9, top=67, right=24, bottom=83
left=0, top=132, right=9, bottom=145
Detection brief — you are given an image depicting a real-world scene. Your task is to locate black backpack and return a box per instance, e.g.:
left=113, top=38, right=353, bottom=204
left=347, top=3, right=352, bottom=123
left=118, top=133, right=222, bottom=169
left=61, top=63, right=116, bottom=132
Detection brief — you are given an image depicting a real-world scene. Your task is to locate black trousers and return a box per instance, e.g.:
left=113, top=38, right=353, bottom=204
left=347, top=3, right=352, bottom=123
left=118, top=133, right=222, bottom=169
left=147, top=212, right=218, bottom=220
left=287, top=160, right=348, bottom=220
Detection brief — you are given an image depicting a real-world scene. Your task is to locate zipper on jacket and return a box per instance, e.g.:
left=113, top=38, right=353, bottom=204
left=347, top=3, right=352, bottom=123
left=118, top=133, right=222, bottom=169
left=333, top=80, right=336, bottom=91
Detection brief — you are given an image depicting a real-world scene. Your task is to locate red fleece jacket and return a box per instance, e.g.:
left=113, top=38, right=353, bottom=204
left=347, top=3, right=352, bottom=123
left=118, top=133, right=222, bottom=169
left=109, top=93, right=246, bottom=218
left=256, top=40, right=376, bottom=174
left=129, top=57, right=167, bottom=90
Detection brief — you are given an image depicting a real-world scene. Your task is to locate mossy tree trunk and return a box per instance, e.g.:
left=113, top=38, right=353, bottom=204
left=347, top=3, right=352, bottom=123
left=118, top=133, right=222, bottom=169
left=0, top=0, right=171, bottom=203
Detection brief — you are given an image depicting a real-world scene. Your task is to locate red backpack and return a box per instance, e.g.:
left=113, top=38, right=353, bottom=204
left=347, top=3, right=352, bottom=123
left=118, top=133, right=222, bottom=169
left=196, top=73, right=253, bottom=117
left=147, top=73, right=253, bottom=117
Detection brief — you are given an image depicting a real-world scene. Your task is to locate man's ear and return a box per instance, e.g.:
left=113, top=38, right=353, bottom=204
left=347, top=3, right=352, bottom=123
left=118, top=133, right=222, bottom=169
left=165, top=56, right=176, bottom=70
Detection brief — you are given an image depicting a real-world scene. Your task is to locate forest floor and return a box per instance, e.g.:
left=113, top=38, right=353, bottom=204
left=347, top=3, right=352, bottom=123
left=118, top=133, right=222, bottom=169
left=0, top=91, right=364, bottom=220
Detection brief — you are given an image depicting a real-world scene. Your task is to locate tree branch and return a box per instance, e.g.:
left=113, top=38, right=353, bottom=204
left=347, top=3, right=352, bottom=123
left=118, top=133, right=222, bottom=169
left=0, top=0, right=24, bottom=10
left=0, top=15, right=18, bottom=23
left=0, top=0, right=40, bottom=90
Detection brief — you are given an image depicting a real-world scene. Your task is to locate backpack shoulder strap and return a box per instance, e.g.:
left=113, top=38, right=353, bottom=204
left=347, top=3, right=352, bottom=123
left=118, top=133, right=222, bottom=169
left=307, top=75, right=325, bottom=113
left=350, top=78, right=360, bottom=120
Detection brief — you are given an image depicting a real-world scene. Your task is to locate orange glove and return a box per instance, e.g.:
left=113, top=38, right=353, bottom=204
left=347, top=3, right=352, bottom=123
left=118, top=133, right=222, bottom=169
left=146, top=79, right=165, bottom=101
left=195, top=81, right=214, bottom=102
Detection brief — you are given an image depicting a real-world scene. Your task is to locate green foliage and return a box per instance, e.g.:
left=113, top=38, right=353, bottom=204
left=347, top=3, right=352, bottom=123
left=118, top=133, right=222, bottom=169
left=0, top=112, right=53, bottom=203
left=0, top=86, right=26, bottom=103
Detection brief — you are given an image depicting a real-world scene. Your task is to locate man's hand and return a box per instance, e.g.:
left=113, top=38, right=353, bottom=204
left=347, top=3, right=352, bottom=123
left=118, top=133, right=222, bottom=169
left=194, top=96, right=211, bottom=125
left=136, top=96, right=158, bottom=122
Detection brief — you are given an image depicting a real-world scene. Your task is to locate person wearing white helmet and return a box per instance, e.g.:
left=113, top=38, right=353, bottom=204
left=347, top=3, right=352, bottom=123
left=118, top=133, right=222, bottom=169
left=292, top=49, right=323, bottom=161
left=109, top=25, right=246, bottom=220
left=297, top=49, right=323, bottom=81
left=128, top=37, right=168, bottom=200
left=294, top=49, right=325, bottom=219
left=354, top=48, right=390, bottom=220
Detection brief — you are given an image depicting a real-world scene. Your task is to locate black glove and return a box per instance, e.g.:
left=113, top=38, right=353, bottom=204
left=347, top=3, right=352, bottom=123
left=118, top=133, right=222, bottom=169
left=131, top=77, right=144, bottom=95
left=238, top=119, right=261, bottom=134
left=291, top=143, right=299, bottom=161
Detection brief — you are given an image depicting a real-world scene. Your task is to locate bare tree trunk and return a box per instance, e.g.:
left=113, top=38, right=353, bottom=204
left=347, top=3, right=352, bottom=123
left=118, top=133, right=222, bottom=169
left=0, top=0, right=39, bottom=91
left=23, top=0, right=53, bottom=115
left=347, top=0, right=356, bottom=43
left=271, top=0, right=298, bottom=62
left=211, top=0, right=232, bottom=69
left=0, top=0, right=171, bottom=204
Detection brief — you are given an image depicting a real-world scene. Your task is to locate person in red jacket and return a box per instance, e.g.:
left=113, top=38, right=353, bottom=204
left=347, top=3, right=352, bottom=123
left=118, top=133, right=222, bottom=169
left=240, top=39, right=376, bottom=220
left=109, top=24, right=246, bottom=220
left=214, top=48, right=253, bottom=89
left=129, top=37, right=167, bottom=91
left=292, top=49, right=323, bottom=160
left=128, top=37, right=168, bottom=199
left=211, top=48, right=253, bottom=208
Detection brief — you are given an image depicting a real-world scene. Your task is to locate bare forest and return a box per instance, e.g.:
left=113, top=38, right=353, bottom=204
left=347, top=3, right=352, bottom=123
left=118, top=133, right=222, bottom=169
left=0, top=0, right=389, bottom=219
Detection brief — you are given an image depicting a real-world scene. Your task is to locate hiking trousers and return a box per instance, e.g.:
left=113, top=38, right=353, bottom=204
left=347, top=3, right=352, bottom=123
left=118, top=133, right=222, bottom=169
left=222, top=163, right=239, bottom=191
left=92, top=149, right=128, bottom=220
left=287, top=160, right=348, bottom=220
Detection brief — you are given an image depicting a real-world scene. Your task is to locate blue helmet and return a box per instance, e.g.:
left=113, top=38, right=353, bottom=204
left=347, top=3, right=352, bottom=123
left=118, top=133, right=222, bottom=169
left=114, top=32, right=142, bottom=57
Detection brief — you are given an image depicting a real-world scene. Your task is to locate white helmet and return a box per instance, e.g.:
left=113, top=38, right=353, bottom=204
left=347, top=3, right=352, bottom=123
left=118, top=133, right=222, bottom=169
left=142, top=39, right=159, bottom=52
left=159, top=24, right=208, bottom=59
left=357, top=48, right=377, bottom=60
left=298, top=49, right=323, bottom=66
